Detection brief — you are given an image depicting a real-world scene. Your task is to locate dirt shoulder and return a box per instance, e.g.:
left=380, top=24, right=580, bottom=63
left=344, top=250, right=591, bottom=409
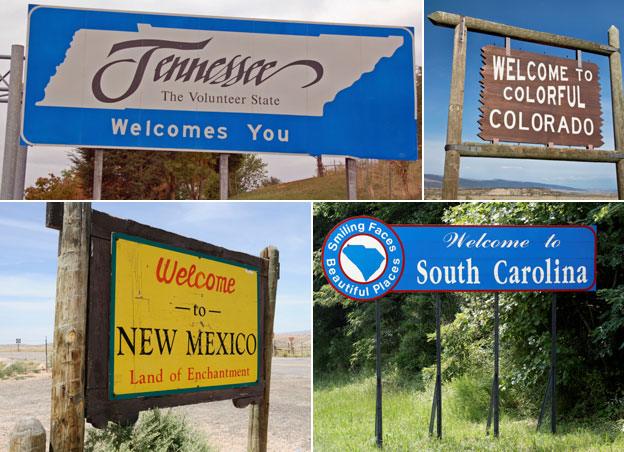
left=0, top=357, right=310, bottom=451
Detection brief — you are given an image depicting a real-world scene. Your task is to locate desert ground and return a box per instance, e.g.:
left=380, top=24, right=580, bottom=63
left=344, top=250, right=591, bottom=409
left=0, top=345, right=310, bottom=451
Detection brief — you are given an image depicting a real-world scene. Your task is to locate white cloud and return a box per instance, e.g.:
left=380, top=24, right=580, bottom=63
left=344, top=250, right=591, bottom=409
left=0, top=274, right=56, bottom=299
left=0, top=300, right=53, bottom=310
left=0, top=217, right=50, bottom=233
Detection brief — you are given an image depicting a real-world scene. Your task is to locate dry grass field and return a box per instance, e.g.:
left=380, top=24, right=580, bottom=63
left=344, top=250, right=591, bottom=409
left=425, top=187, right=617, bottom=200
left=274, top=331, right=311, bottom=357
left=235, top=160, right=422, bottom=200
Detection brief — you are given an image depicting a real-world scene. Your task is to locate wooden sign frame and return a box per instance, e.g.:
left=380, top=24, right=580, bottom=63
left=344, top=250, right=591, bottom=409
left=46, top=204, right=270, bottom=427
left=429, top=11, right=624, bottom=199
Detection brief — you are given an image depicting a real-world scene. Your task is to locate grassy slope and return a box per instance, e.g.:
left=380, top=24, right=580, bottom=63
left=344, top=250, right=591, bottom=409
left=314, top=376, right=624, bottom=451
left=234, top=172, right=347, bottom=200
left=233, top=161, right=422, bottom=200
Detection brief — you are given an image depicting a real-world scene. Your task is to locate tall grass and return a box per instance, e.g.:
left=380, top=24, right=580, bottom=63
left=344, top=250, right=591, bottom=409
left=314, top=374, right=624, bottom=451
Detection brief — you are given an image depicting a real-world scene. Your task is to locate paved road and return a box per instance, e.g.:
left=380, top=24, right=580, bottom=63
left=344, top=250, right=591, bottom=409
left=0, top=357, right=310, bottom=451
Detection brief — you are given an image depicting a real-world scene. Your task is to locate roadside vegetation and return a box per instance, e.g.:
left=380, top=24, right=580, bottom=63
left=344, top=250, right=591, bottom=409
left=24, top=150, right=274, bottom=200
left=235, top=161, right=421, bottom=200
left=0, top=361, right=41, bottom=379
left=315, top=374, right=624, bottom=451
left=85, top=409, right=212, bottom=452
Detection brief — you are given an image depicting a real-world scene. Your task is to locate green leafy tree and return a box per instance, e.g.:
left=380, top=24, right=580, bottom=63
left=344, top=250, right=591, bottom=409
left=233, top=154, right=269, bottom=193
left=70, top=149, right=247, bottom=199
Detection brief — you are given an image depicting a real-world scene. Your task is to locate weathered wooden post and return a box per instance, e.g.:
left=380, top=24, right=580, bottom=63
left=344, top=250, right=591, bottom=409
left=442, top=17, right=467, bottom=199
left=50, top=202, right=91, bottom=452
left=249, top=246, right=279, bottom=452
left=9, top=418, right=46, bottom=452
left=220, top=154, right=229, bottom=200
left=345, top=157, right=357, bottom=199
left=608, top=26, right=624, bottom=199
left=316, top=155, right=325, bottom=177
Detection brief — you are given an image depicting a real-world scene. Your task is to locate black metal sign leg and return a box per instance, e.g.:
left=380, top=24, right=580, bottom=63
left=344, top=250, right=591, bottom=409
left=487, top=293, right=500, bottom=437
left=536, top=293, right=557, bottom=434
left=551, top=293, right=557, bottom=434
left=429, top=295, right=443, bottom=439
left=375, top=298, right=383, bottom=448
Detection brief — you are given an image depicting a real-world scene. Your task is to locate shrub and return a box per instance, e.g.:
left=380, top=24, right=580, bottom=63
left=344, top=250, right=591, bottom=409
left=85, top=409, right=211, bottom=452
left=449, top=371, right=492, bottom=422
left=0, top=361, right=41, bottom=379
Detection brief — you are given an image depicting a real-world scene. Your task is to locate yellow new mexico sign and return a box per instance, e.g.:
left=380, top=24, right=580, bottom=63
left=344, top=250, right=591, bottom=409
left=110, top=233, right=260, bottom=399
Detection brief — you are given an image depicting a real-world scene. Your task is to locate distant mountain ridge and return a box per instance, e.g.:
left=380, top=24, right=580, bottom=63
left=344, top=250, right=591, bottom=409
left=425, top=174, right=586, bottom=192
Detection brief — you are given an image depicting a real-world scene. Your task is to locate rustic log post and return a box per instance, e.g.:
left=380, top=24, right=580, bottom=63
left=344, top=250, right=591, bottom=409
left=429, top=11, right=617, bottom=55
left=442, top=17, right=467, bottom=199
left=608, top=26, right=624, bottom=199
left=50, top=202, right=91, bottom=452
left=248, top=246, right=279, bottom=452
left=9, top=418, right=46, bottom=452
left=219, top=154, right=229, bottom=200
left=448, top=142, right=624, bottom=162
left=345, top=157, right=357, bottom=199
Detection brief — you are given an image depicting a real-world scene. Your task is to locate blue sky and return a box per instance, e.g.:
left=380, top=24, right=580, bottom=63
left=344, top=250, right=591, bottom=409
left=425, top=0, right=621, bottom=191
left=0, top=202, right=311, bottom=344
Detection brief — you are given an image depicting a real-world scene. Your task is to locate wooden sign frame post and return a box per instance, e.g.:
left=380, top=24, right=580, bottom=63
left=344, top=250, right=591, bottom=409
left=49, top=202, right=91, bottom=451
left=46, top=202, right=279, bottom=452
left=429, top=11, right=624, bottom=199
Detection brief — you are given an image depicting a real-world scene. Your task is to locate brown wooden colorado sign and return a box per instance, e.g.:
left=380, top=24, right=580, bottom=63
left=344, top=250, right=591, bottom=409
left=479, top=45, right=603, bottom=147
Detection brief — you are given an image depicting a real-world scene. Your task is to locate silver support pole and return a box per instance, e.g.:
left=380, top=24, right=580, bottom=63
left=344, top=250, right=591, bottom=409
left=219, top=154, right=229, bottom=200
left=92, top=150, right=103, bottom=200
left=13, top=145, right=27, bottom=199
left=1, top=45, right=25, bottom=199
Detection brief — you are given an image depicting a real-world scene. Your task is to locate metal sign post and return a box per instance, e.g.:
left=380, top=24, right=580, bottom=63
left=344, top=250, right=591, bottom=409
left=486, top=292, right=500, bottom=437
left=220, top=154, right=229, bottom=200
left=375, top=298, right=383, bottom=448
left=1, top=45, right=25, bottom=200
left=429, top=295, right=442, bottom=439
left=92, top=150, right=103, bottom=200
left=537, top=293, right=558, bottom=433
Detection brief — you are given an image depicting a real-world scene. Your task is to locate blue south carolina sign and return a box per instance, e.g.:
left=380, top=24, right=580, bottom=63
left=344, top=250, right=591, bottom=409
left=322, top=218, right=596, bottom=300
left=21, top=5, right=417, bottom=159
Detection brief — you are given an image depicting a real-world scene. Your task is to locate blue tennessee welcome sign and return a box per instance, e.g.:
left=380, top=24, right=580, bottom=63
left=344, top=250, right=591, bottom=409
left=322, top=218, right=596, bottom=301
left=21, top=5, right=417, bottom=159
